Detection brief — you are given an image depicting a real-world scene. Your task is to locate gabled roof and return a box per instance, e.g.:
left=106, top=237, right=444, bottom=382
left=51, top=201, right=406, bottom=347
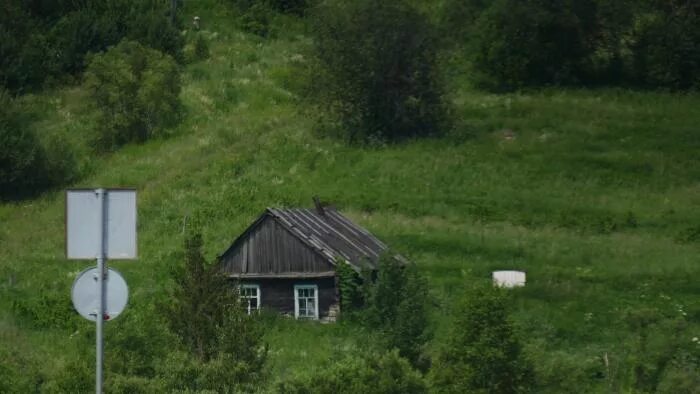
left=220, top=207, right=397, bottom=271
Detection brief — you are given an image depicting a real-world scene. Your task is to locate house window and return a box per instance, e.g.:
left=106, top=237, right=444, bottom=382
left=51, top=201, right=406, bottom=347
left=240, top=284, right=260, bottom=314
left=294, top=285, right=319, bottom=320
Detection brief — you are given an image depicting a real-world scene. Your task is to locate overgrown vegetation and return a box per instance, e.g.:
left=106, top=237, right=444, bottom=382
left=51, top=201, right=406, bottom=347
left=276, top=350, right=427, bottom=394
left=366, top=256, right=431, bottom=369
left=0, top=90, right=76, bottom=199
left=337, top=255, right=431, bottom=369
left=431, top=286, right=534, bottom=393
left=444, top=0, right=700, bottom=90
left=1, top=0, right=699, bottom=392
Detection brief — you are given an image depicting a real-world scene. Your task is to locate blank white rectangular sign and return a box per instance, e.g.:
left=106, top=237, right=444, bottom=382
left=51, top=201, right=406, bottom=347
left=66, top=189, right=137, bottom=259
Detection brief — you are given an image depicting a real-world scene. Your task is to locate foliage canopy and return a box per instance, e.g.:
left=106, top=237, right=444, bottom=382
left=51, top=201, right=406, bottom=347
left=276, top=350, right=427, bottom=394
left=307, top=0, right=448, bottom=143
left=84, top=40, right=182, bottom=151
left=431, top=286, right=534, bottom=393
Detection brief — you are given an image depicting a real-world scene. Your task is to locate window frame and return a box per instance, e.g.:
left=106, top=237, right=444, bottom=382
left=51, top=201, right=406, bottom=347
left=294, top=284, right=319, bottom=320
left=240, top=283, right=261, bottom=315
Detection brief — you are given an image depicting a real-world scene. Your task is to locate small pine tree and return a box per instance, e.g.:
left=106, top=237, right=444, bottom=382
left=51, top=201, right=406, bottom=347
left=365, top=255, right=431, bottom=369
left=163, top=231, right=267, bottom=392
left=431, top=286, right=534, bottom=393
left=165, top=233, right=237, bottom=361
left=217, top=302, right=267, bottom=376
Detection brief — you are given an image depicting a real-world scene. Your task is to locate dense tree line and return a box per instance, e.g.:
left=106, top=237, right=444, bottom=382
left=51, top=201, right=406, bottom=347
left=0, top=0, right=182, bottom=93
left=301, top=0, right=698, bottom=144
left=442, top=0, right=700, bottom=90
left=0, top=0, right=184, bottom=199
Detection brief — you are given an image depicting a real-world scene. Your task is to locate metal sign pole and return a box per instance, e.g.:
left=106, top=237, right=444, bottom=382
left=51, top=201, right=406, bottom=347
left=67, top=188, right=136, bottom=394
left=96, top=188, right=106, bottom=394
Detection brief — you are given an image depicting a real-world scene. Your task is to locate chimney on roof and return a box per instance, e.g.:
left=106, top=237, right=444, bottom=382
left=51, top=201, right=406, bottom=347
left=313, top=196, right=325, bottom=216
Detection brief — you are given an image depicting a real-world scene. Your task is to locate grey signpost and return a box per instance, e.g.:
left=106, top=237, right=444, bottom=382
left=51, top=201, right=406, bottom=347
left=66, top=189, right=136, bottom=394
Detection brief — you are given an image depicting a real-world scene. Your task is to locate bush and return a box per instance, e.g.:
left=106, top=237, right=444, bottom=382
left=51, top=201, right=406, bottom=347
left=0, top=90, right=77, bottom=199
left=239, top=2, right=273, bottom=37
left=306, top=0, right=448, bottom=143
left=276, top=350, right=427, bottom=394
left=84, top=40, right=181, bottom=151
left=365, top=256, right=431, bottom=369
left=194, top=34, right=210, bottom=60
left=336, top=260, right=365, bottom=316
left=0, top=90, right=45, bottom=198
left=462, top=0, right=594, bottom=90
left=630, top=1, right=700, bottom=90
left=620, top=307, right=700, bottom=392
left=232, top=0, right=311, bottom=16
left=431, top=286, right=534, bottom=393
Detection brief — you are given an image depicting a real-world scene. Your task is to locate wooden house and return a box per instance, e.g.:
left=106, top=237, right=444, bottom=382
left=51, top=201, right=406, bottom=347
left=218, top=202, right=393, bottom=321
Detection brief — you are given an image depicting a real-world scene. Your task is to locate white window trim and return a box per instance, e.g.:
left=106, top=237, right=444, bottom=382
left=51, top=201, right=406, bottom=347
left=294, top=284, right=319, bottom=320
left=240, top=284, right=261, bottom=314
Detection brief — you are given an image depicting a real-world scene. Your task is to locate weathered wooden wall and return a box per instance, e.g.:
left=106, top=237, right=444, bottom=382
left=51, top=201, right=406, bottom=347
left=221, top=216, right=333, bottom=275
left=239, top=277, right=337, bottom=319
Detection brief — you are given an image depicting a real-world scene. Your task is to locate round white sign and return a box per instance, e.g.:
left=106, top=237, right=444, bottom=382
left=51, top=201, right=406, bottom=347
left=71, top=267, right=129, bottom=322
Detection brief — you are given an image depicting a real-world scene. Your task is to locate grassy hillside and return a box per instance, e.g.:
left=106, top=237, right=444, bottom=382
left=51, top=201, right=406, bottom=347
left=1, top=1, right=699, bottom=391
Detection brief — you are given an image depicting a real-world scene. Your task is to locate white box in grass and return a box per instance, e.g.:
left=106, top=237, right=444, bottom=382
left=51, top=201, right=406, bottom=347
left=492, top=270, right=526, bottom=288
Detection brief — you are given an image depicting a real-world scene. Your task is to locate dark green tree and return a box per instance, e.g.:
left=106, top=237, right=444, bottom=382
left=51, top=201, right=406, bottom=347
left=462, top=0, right=595, bottom=90
left=365, top=255, right=431, bottom=369
left=165, top=233, right=236, bottom=361
left=306, top=0, right=448, bottom=143
left=630, top=0, right=700, bottom=90
left=0, top=90, right=44, bottom=198
left=431, top=286, right=534, bottom=394
left=163, top=231, right=267, bottom=391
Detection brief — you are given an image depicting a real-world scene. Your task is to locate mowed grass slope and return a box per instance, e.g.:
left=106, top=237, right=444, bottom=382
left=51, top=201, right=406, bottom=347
left=1, top=0, right=699, bottom=389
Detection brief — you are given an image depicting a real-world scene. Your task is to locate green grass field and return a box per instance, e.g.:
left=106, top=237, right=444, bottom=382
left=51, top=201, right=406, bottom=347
left=1, top=1, right=699, bottom=392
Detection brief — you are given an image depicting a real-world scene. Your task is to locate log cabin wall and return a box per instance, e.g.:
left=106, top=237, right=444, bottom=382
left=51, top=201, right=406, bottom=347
left=220, top=216, right=333, bottom=275
left=240, top=277, right=337, bottom=319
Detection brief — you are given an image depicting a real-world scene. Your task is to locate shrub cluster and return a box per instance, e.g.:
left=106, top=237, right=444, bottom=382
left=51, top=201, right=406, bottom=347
left=232, top=0, right=311, bottom=16
left=276, top=350, right=427, bottom=394
left=0, top=90, right=77, bottom=199
left=338, top=255, right=431, bottom=369
left=84, top=40, right=182, bottom=151
left=306, top=0, right=448, bottom=143
left=430, top=286, right=534, bottom=393
left=231, top=0, right=311, bottom=37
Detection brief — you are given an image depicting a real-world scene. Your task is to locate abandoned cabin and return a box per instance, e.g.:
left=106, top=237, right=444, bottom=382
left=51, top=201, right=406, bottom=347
left=218, top=201, right=397, bottom=321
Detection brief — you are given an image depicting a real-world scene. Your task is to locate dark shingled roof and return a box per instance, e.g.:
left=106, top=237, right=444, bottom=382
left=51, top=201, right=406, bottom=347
left=220, top=207, right=401, bottom=271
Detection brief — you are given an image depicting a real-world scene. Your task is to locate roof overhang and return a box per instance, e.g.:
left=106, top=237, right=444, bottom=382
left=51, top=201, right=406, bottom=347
left=227, top=271, right=336, bottom=279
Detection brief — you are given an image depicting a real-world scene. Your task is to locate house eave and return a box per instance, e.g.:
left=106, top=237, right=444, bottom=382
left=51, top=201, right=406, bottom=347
left=228, top=271, right=336, bottom=279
